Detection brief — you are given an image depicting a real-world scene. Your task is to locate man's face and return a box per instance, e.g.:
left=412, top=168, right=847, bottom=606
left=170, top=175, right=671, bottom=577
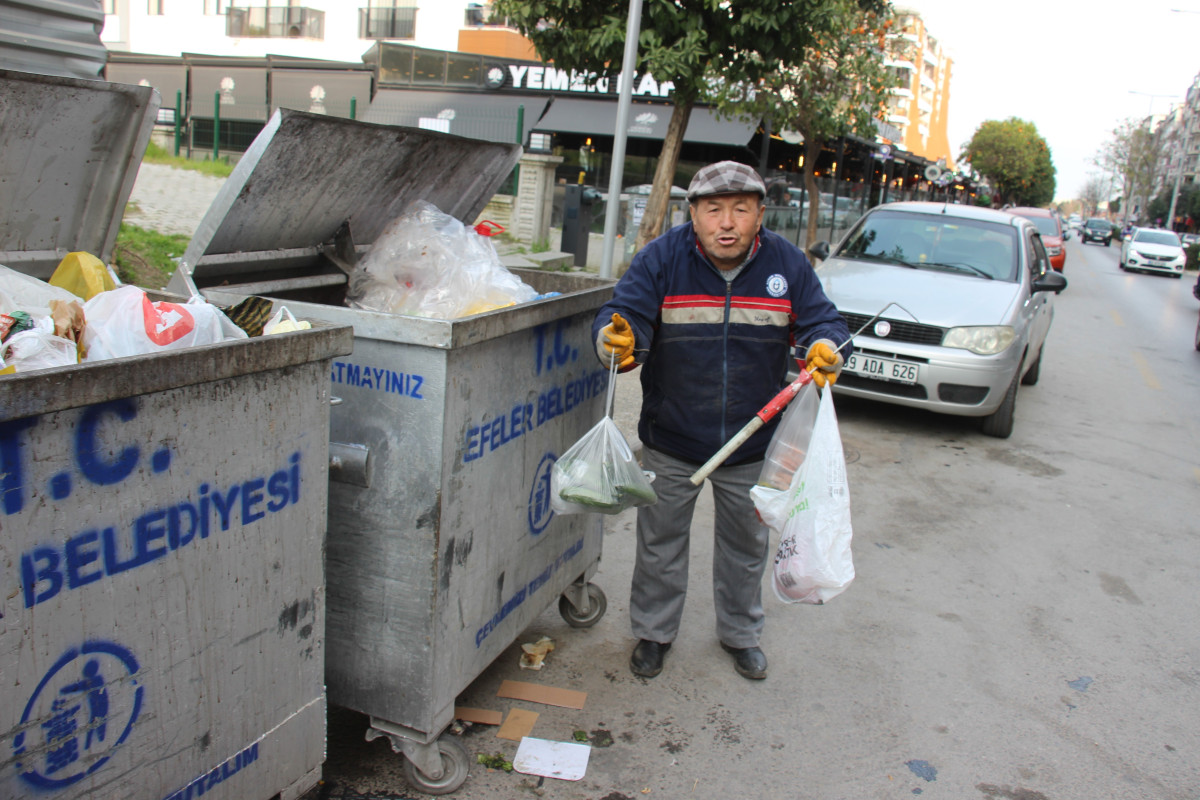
left=690, top=193, right=765, bottom=270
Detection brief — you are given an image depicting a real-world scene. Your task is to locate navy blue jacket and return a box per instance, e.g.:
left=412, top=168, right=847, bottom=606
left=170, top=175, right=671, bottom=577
left=593, top=222, right=850, bottom=465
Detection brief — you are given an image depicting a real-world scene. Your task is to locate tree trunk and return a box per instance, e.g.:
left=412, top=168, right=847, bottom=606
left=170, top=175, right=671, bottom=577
left=803, top=135, right=822, bottom=249
left=635, top=101, right=693, bottom=253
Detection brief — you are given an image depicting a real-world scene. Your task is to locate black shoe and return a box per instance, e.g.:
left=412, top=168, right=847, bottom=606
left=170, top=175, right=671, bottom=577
left=630, top=639, right=671, bottom=677
left=720, top=643, right=768, bottom=680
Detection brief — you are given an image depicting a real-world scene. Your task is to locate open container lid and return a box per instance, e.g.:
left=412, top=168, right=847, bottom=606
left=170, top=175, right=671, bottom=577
left=0, top=68, right=160, bottom=280
left=170, top=108, right=524, bottom=301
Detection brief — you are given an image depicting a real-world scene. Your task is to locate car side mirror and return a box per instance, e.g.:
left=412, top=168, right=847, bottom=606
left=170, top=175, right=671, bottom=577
left=808, top=241, right=831, bottom=261
left=1033, top=270, right=1067, bottom=294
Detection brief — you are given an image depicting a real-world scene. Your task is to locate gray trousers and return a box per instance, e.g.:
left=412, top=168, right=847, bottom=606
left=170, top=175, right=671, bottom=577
left=630, top=446, right=770, bottom=649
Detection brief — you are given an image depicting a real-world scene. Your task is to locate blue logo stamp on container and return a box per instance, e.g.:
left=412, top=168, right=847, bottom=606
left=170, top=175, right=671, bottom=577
left=12, top=641, right=144, bottom=790
left=528, top=452, right=557, bottom=535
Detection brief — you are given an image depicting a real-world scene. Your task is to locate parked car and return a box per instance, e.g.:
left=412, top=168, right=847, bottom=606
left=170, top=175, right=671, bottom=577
left=1120, top=227, right=1186, bottom=277
left=1180, top=232, right=1200, bottom=247
left=1008, top=206, right=1066, bottom=270
left=805, top=202, right=1067, bottom=438
left=1081, top=217, right=1113, bottom=245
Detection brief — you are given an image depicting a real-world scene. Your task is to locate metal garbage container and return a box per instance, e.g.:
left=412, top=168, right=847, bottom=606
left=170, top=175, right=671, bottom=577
left=0, top=69, right=354, bottom=800
left=169, top=109, right=616, bottom=795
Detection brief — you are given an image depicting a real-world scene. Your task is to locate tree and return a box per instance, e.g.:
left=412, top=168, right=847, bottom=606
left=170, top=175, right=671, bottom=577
left=1094, top=118, right=1160, bottom=226
left=1079, top=175, right=1107, bottom=217
left=491, top=0, right=867, bottom=253
left=960, top=117, right=1055, bottom=207
left=709, top=0, right=897, bottom=246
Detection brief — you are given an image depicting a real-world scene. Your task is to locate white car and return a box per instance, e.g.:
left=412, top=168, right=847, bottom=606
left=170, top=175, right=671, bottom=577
left=1120, top=228, right=1186, bottom=278
left=805, top=202, right=1067, bottom=438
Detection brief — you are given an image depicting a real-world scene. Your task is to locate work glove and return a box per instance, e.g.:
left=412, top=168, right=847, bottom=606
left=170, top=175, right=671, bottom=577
left=805, top=339, right=843, bottom=388
left=597, top=312, right=636, bottom=369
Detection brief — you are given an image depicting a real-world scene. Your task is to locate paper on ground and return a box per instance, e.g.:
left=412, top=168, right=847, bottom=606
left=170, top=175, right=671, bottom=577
left=496, top=708, right=539, bottom=741
left=513, top=736, right=591, bottom=781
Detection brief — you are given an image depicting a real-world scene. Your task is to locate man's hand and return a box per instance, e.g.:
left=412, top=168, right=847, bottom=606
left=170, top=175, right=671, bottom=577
left=805, top=339, right=843, bottom=388
left=598, top=312, right=636, bottom=368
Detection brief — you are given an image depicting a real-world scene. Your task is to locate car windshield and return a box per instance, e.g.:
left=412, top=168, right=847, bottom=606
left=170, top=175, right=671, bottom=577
left=1134, top=230, right=1181, bottom=247
left=1020, top=215, right=1059, bottom=237
left=1086, top=219, right=1107, bottom=228
left=837, top=209, right=1019, bottom=281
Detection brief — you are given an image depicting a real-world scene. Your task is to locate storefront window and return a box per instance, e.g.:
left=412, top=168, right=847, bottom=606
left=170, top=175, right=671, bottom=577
left=412, top=49, right=446, bottom=85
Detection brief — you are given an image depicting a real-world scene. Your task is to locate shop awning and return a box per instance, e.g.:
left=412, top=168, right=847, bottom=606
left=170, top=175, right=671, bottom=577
left=532, top=97, right=757, bottom=146
left=362, top=89, right=550, bottom=145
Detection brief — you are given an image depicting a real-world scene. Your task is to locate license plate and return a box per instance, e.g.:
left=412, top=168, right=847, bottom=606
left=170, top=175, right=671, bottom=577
left=845, top=354, right=919, bottom=384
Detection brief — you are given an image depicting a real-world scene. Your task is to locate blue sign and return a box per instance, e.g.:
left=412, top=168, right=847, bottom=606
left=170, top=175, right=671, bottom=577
left=12, top=641, right=144, bottom=790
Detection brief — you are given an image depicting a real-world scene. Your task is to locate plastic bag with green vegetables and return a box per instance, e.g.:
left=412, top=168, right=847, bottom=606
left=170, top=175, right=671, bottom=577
left=552, top=355, right=657, bottom=515
left=551, top=415, right=657, bottom=515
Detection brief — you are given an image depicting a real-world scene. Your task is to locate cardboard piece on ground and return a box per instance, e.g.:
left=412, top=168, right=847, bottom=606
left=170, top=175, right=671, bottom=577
left=496, top=708, right=539, bottom=741
left=496, top=679, right=587, bottom=710
left=455, top=707, right=503, bottom=726
left=513, top=736, right=591, bottom=781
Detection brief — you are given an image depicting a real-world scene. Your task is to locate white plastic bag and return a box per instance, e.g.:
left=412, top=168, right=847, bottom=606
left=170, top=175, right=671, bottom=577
left=0, top=317, right=77, bottom=372
left=82, top=285, right=247, bottom=362
left=750, top=387, right=854, bottom=604
left=263, top=305, right=311, bottom=334
left=0, top=264, right=80, bottom=318
left=346, top=200, right=537, bottom=319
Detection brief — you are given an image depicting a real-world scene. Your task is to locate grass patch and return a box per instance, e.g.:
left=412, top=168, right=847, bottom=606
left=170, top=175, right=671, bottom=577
left=143, top=141, right=235, bottom=179
left=113, top=222, right=189, bottom=289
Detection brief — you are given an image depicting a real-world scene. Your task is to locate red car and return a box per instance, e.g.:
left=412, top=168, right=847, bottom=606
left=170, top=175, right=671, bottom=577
left=1008, top=207, right=1066, bottom=271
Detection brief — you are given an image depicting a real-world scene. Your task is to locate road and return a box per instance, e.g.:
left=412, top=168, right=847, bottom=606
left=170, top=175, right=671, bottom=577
left=308, top=235, right=1200, bottom=799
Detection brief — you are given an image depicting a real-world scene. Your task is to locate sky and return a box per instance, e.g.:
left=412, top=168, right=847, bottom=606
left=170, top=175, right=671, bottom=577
left=903, top=0, right=1200, bottom=203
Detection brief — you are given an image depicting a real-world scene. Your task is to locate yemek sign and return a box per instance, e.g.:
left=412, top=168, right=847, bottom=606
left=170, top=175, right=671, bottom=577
left=486, top=63, right=675, bottom=98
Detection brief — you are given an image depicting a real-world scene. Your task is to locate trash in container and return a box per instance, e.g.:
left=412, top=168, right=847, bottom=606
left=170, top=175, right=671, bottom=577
left=170, top=108, right=617, bottom=795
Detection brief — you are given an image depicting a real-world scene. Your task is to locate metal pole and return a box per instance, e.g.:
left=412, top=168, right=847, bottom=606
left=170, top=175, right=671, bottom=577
left=350, top=96, right=357, bottom=120
left=174, top=90, right=182, bottom=156
left=599, top=0, right=644, bottom=279
left=213, top=91, right=220, bottom=161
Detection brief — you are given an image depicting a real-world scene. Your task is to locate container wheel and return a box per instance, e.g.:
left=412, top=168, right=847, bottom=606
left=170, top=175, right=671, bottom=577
left=403, top=735, right=470, bottom=796
left=559, top=583, right=607, bottom=628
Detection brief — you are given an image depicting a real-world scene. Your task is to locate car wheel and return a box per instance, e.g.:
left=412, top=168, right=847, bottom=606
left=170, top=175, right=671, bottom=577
left=1021, top=344, right=1043, bottom=386
left=981, top=372, right=1018, bottom=439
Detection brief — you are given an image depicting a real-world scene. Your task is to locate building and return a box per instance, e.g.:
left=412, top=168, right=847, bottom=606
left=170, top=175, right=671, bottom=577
left=100, top=0, right=473, bottom=61
left=884, top=8, right=954, bottom=168
left=1148, top=73, right=1200, bottom=227
left=93, top=0, right=970, bottom=253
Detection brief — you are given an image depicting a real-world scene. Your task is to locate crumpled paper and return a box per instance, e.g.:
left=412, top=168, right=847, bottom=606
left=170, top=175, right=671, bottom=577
left=519, top=636, right=556, bottom=670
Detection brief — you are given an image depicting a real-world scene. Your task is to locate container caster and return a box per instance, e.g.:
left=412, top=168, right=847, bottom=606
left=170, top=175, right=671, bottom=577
left=559, top=581, right=607, bottom=628
left=402, top=736, right=470, bottom=796
left=365, top=718, right=470, bottom=795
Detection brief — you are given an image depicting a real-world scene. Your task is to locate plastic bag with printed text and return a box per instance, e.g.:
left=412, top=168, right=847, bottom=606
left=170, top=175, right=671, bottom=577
left=750, top=387, right=854, bottom=604
left=345, top=200, right=537, bottom=319
left=81, top=285, right=248, bottom=362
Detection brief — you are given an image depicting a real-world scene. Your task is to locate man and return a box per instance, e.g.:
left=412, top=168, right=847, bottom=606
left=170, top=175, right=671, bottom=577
left=592, top=161, right=850, bottom=680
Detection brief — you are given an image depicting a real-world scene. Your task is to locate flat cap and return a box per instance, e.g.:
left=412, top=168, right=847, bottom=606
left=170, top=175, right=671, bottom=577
left=686, top=160, right=767, bottom=202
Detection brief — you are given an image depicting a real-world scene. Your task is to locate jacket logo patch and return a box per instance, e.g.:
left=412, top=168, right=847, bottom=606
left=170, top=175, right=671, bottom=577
left=766, top=274, right=787, bottom=297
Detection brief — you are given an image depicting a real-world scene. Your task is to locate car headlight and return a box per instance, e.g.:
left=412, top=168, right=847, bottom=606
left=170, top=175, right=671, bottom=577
left=942, top=326, right=1016, bottom=355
